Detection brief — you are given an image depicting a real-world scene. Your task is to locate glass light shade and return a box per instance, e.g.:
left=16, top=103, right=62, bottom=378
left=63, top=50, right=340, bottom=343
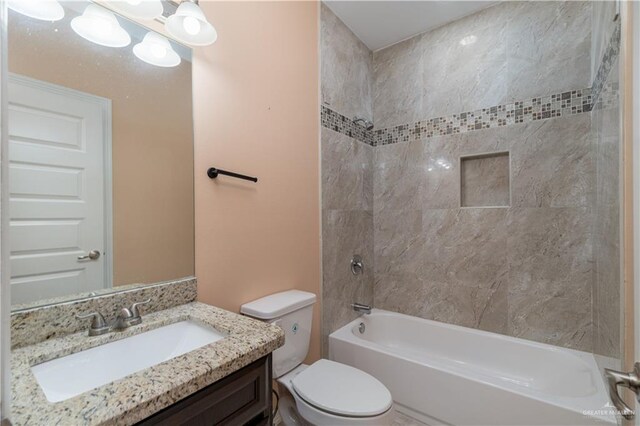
left=133, top=32, right=181, bottom=67
left=165, top=2, right=217, bottom=46
left=108, top=0, right=163, bottom=21
left=8, top=0, right=64, bottom=21
left=71, top=4, right=131, bottom=48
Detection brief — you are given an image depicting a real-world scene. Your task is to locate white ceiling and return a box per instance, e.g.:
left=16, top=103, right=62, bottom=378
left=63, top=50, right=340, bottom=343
left=323, top=1, right=497, bottom=51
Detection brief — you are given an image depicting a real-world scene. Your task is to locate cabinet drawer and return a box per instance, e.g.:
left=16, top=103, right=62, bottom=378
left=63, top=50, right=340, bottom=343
left=138, top=355, right=272, bottom=426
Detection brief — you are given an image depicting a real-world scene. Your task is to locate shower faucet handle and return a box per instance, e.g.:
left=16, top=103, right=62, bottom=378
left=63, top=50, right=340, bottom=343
left=351, top=255, right=363, bottom=275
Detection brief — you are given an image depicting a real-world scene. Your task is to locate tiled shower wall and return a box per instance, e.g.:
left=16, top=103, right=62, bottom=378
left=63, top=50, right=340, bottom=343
left=373, top=2, right=591, bottom=129
left=371, top=1, right=593, bottom=352
left=321, top=4, right=374, bottom=354
left=321, top=1, right=619, bottom=354
left=591, top=2, right=621, bottom=362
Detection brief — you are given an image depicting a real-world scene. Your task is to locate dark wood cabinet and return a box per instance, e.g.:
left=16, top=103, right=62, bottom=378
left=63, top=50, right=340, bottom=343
left=138, top=355, right=272, bottom=426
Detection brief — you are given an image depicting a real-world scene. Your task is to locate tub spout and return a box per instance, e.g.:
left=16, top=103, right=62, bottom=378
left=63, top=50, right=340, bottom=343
left=352, top=303, right=372, bottom=315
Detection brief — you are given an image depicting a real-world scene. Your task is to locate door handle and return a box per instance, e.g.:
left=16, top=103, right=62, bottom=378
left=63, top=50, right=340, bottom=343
left=604, top=363, right=640, bottom=420
left=77, top=250, right=101, bottom=261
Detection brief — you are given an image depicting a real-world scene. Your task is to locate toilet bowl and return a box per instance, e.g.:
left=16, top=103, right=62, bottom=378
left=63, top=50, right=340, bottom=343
left=277, top=361, right=394, bottom=426
left=240, top=290, right=394, bottom=426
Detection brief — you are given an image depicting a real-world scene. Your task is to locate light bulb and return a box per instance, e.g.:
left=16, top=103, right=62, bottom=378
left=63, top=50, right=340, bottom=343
left=133, top=31, right=181, bottom=67
left=165, top=2, right=217, bottom=46
left=183, top=16, right=201, bottom=35
left=93, top=17, right=114, bottom=37
left=150, top=44, right=167, bottom=58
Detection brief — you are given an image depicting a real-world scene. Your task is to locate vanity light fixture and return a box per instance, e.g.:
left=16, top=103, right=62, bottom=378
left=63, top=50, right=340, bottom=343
left=133, top=32, right=181, bottom=67
left=71, top=4, right=131, bottom=48
left=108, top=0, right=164, bottom=21
left=165, top=0, right=217, bottom=46
left=8, top=0, right=65, bottom=21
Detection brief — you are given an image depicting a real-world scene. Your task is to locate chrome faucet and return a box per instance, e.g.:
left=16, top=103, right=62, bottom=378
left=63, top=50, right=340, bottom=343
left=351, top=303, right=372, bottom=315
left=76, top=311, right=110, bottom=336
left=111, top=307, right=136, bottom=331
left=77, top=299, right=151, bottom=336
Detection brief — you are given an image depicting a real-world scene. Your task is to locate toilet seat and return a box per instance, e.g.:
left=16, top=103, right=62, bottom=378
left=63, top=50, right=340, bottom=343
left=291, top=359, right=393, bottom=417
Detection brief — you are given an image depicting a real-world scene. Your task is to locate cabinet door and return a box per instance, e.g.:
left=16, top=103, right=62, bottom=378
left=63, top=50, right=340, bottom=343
left=139, top=355, right=272, bottom=426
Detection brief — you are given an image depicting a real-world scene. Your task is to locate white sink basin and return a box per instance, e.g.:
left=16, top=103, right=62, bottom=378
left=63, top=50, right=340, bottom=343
left=32, top=320, right=226, bottom=402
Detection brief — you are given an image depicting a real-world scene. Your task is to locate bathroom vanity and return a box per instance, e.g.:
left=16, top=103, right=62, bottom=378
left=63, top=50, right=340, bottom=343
left=10, top=285, right=284, bottom=425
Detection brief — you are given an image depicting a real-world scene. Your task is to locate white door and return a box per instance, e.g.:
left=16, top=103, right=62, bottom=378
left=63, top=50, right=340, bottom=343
left=8, top=74, right=111, bottom=304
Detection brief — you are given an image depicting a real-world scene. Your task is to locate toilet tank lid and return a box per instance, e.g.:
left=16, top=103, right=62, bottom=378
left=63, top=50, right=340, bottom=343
left=240, top=290, right=317, bottom=320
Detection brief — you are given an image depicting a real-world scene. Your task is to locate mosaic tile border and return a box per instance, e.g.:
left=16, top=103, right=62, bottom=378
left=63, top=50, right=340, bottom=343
left=592, top=20, right=621, bottom=107
left=321, top=87, right=594, bottom=147
left=373, top=88, right=593, bottom=146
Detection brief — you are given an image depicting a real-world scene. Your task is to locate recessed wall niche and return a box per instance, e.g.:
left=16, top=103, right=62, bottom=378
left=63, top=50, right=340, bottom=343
left=460, top=152, right=510, bottom=208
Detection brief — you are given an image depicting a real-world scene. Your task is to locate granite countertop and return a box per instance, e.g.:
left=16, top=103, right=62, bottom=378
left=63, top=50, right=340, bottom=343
left=10, top=302, right=285, bottom=426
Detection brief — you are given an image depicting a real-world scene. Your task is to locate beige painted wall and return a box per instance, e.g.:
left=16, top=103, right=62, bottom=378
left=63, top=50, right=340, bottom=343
left=194, top=1, right=321, bottom=362
left=8, top=11, right=195, bottom=288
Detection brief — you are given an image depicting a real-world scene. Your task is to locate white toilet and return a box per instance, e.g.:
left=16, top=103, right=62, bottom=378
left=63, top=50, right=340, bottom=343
left=240, top=290, right=394, bottom=426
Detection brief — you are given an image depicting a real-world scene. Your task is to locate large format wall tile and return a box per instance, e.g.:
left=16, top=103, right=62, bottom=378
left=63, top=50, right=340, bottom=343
left=321, top=4, right=373, bottom=121
left=505, top=1, right=591, bottom=100
left=375, top=274, right=507, bottom=334
left=373, top=160, right=427, bottom=215
left=421, top=21, right=509, bottom=119
left=374, top=209, right=424, bottom=278
left=422, top=136, right=460, bottom=209
left=322, top=128, right=373, bottom=211
left=373, top=135, right=460, bottom=214
left=374, top=208, right=509, bottom=334
left=506, top=207, right=592, bottom=295
left=508, top=291, right=592, bottom=351
left=510, top=113, right=594, bottom=208
left=506, top=207, right=592, bottom=350
left=373, top=42, right=424, bottom=129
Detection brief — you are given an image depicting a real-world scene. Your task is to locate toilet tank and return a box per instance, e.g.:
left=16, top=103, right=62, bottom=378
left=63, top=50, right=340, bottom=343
left=240, top=290, right=316, bottom=378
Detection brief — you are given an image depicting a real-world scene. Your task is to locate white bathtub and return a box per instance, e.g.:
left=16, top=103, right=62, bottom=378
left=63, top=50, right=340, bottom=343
left=329, top=310, right=617, bottom=425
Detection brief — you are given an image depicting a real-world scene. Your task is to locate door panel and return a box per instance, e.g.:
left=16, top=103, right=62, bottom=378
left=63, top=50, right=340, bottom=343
left=10, top=163, right=84, bottom=199
left=8, top=76, right=110, bottom=304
